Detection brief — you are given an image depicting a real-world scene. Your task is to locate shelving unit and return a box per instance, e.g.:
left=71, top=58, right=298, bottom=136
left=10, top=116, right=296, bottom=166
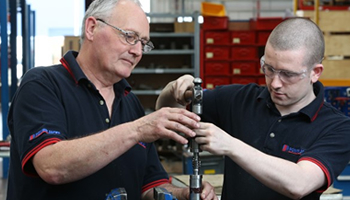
left=200, top=16, right=286, bottom=89
left=297, top=0, right=350, bottom=10
left=151, top=0, right=295, bottom=21
left=127, top=12, right=200, bottom=114
left=1, top=0, right=11, bottom=180
left=0, top=0, right=35, bottom=179
left=125, top=12, right=201, bottom=164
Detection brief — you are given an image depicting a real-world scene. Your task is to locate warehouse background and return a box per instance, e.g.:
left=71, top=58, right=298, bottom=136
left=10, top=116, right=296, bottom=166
left=26, top=0, right=293, bottom=67
left=1, top=0, right=350, bottom=199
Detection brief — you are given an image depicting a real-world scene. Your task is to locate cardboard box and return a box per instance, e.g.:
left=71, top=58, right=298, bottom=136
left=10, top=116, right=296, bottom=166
left=62, top=36, right=80, bottom=55
left=296, top=10, right=350, bottom=32
left=325, top=33, right=350, bottom=56
left=174, top=21, right=194, bottom=33
left=321, top=59, right=350, bottom=79
left=150, top=23, right=174, bottom=32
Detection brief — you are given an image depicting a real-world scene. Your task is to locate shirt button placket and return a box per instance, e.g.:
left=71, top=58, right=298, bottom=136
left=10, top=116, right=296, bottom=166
left=99, top=99, right=109, bottom=124
left=269, top=119, right=281, bottom=138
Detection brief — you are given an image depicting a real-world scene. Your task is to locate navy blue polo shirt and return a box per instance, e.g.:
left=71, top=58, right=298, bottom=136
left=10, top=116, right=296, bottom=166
left=202, top=82, right=350, bottom=200
left=7, top=51, right=169, bottom=200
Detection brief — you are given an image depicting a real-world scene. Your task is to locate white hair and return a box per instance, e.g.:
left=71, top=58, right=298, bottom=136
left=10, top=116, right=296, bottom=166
left=80, top=0, right=142, bottom=43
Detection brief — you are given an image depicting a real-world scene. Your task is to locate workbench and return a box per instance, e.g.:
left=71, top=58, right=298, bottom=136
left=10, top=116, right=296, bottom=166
left=171, top=174, right=344, bottom=199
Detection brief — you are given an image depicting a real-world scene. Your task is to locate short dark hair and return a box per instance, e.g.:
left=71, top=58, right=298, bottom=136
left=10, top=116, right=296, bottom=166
left=267, top=17, right=325, bottom=68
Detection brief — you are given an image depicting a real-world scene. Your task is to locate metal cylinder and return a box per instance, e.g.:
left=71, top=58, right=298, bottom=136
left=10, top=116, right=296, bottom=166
left=192, top=78, right=203, bottom=116
left=192, top=104, right=202, bottom=115
left=189, top=77, right=203, bottom=200
left=190, top=174, right=202, bottom=200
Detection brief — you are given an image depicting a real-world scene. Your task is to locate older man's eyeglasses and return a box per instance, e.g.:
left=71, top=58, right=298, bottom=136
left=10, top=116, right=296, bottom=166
left=96, top=18, right=154, bottom=53
left=260, top=56, right=307, bottom=84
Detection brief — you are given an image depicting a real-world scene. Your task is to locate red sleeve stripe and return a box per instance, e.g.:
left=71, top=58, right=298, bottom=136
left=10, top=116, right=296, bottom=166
left=21, top=138, right=61, bottom=176
left=298, top=157, right=331, bottom=188
left=142, top=179, right=170, bottom=193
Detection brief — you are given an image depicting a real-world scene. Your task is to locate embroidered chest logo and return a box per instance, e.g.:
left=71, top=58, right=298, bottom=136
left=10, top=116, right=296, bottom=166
left=282, top=144, right=305, bottom=155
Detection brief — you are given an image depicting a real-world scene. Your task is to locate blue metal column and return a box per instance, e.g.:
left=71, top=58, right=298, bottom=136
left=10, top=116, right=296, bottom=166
left=26, top=4, right=32, bottom=70
left=0, top=0, right=10, bottom=178
left=20, top=0, right=29, bottom=74
left=31, top=10, right=35, bottom=69
left=10, top=0, right=17, bottom=99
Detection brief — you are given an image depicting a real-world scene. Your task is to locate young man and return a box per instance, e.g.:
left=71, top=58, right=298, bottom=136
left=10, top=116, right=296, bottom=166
left=156, top=18, right=350, bottom=200
left=6, top=0, right=217, bottom=199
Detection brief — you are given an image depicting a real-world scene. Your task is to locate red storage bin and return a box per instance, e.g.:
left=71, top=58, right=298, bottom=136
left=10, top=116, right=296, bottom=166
left=231, top=46, right=257, bottom=60
left=257, top=76, right=266, bottom=85
left=231, top=61, right=258, bottom=75
left=231, top=30, right=256, bottom=45
left=205, top=31, right=230, bottom=44
left=205, top=61, right=230, bottom=75
left=203, top=16, right=229, bottom=30
left=251, top=17, right=283, bottom=30
left=257, top=31, right=271, bottom=45
left=231, top=76, right=257, bottom=85
left=204, top=76, right=230, bottom=89
left=205, top=46, right=230, bottom=59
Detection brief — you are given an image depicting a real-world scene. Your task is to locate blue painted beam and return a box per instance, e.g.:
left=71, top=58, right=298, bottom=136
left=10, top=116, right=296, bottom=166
left=21, top=0, right=28, bottom=74
left=31, top=10, right=35, bottom=69
left=10, top=0, right=17, bottom=99
left=26, top=4, right=31, bottom=70
left=0, top=0, right=10, bottom=179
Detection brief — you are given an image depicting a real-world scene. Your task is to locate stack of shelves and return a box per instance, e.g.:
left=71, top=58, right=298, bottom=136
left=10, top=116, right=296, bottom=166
left=298, top=0, right=350, bottom=10
left=127, top=12, right=200, bottom=114
left=200, top=16, right=284, bottom=89
left=127, top=13, right=200, bottom=162
left=296, top=1, right=350, bottom=87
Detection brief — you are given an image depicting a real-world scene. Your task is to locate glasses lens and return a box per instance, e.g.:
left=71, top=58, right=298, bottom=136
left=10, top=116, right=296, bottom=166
left=263, top=65, right=273, bottom=77
left=124, top=32, right=138, bottom=45
left=279, top=71, right=302, bottom=83
left=265, top=65, right=305, bottom=84
left=260, top=56, right=306, bottom=84
left=143, top=46, right=150, bottom=53
left=123, top=32, right=154, bottom=53
left=142, top=41, right=154, bottom=53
